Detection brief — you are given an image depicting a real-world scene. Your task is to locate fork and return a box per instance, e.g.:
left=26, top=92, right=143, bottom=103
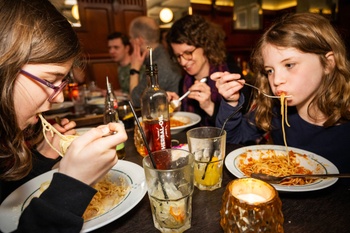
left=244, top=83, right=291, bottom=99
left=251, top=173, right=350, bottom=184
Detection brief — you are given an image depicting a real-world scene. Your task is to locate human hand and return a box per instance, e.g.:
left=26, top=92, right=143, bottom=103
left=58, top=122, right=128, bottom=186
left=130, top=38, right=147, bottom=71
left=211, top=71, right=243, bottom=106
left=37, top=118, right=76, bottom=159
left=188, top=79, right=214, bottom=115
left=166, top=91, right=179, bottom=102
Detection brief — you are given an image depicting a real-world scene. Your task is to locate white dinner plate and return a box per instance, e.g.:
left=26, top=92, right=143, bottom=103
left=170, top=111, right=201, bottom=134
left=225, top=145, right=339, bottom=192
left=0, top=160, right=147, bottom=233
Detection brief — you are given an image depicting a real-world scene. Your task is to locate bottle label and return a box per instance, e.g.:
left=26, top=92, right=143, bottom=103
left=144, top=116, right=171, bottom=152
left=116, top=143, right=125, bottom=150
left=158, top=115, right=166, bottom=150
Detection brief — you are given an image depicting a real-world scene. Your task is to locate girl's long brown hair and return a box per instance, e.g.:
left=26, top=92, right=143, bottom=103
left=0, top=0, right=82, bottom=181
left=250, top=13, right=350, bottom=131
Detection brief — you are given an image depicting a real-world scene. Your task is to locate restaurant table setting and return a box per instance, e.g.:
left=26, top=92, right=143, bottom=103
left=1, top=111, right=350, bottom=232
left=89, top=128, right=350, bottom=233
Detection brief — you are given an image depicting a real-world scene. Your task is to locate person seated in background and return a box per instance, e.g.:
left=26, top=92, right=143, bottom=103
left=0, top=0, right=127, bottom=231
left=211, top=13, right=350, bottom=172
left=166, top=14, right=230, bottom=126
left=107, top=32, right=144, bottom=96
left=128, top=16, right=182, bottom=107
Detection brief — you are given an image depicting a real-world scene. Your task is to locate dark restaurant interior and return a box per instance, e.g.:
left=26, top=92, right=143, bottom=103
left=49, top=0, right=350, bottom=90
left=1, top=0, right=350, bottom=232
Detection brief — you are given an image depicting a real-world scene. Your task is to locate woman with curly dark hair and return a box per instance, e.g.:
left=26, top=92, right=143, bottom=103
left=166, top=14, right=228, bottom=126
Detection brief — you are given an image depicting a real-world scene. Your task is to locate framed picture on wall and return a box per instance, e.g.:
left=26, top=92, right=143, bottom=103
left=235, top=9, right=248, bottom=29
left=250, top=4, right=260, bottom=29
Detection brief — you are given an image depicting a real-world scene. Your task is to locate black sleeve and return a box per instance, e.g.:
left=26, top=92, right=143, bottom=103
left=13, top=173, right=96, bottom=233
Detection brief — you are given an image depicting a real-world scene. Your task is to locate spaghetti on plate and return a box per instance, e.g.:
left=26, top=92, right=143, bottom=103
left=238, top=149, right=318, bottom=185
left=83, top=175, right=130, bottom=221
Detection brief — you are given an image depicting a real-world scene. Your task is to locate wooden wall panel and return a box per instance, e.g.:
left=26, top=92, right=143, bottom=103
left=113, top=0, right=146, bottom=33
left=87, top=59, right=119, bottom=90
left=79, top=8, right=111, bottom=55
left=75, top=0, right=146, bottom=89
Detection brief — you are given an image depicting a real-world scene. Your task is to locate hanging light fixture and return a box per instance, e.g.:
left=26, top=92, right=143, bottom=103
left=159, top=8, right=173, bottom=24
left=71, top=4, right=79, bottom=20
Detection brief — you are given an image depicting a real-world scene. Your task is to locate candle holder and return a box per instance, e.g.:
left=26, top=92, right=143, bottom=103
left=220, top=178, right=284, bottom=233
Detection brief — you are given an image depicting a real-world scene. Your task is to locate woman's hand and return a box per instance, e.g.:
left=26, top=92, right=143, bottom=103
left=58, top=123, right=128, bottom=186
left=36, top=118, right=76, bottom=159
left=188, top=79, right=214, bottom=116
left=166, top=91, right=179, bottom=102
left=211, top=71, right=243, bottom=107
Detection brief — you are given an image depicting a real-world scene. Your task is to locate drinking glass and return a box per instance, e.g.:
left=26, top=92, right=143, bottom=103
left=143, top=149, right=194, bottom=232
left=186, top=127, right=226, bottom=191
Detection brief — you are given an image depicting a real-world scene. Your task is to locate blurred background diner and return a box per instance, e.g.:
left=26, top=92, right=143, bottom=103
left=44, top=0, right=349, bottom=131
left=48, top=0, right=349, bottom=94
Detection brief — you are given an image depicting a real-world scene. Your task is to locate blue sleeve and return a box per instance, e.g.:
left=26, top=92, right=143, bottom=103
left=216, top=96, right=264, bottom=144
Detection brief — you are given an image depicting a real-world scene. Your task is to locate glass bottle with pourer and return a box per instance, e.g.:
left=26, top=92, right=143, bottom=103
left=140, top=47, right=171, bottom=153
left=104, top=76, right=126, bottom=159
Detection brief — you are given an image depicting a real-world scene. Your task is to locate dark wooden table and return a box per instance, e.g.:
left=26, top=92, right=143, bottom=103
left=91, top=129, right=350, bottom=233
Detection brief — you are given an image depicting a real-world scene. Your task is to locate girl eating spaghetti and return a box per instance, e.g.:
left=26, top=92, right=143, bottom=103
left=211, top=13, right=350, bottom=173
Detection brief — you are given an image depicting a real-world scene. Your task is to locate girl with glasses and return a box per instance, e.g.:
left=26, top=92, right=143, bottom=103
left=0, top=0, right=127, bottom=232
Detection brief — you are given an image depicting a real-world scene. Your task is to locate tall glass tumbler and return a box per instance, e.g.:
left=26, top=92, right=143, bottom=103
left=143, top=149, right=194, bottom=233
left=187, top=127, right=226, bottom=191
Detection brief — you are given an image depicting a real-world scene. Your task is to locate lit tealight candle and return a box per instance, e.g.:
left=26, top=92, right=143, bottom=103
left=220, top=178, right=284, bottom=232
left=236, top=193, right=267, bottom=204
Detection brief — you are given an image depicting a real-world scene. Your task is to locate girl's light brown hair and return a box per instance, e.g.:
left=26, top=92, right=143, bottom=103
left=250, top=13, right=350, bottom=131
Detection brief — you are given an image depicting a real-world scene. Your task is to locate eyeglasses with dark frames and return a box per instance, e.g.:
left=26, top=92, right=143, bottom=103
left=173, top=47, right=198, bottom=63
left=20, top=69, right=70, bottom=102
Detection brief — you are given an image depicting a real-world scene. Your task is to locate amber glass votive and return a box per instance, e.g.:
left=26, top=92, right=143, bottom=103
left=220, top=178, right=284, bottom=233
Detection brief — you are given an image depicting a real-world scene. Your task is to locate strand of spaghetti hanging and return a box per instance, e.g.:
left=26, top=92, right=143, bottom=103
left=140, top=46, right=172, bottom=152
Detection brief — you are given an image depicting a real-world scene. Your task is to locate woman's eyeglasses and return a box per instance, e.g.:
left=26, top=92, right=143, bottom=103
left=174, top=48, right=197, bottom=62
left=20, top=69, right=70, bottom=102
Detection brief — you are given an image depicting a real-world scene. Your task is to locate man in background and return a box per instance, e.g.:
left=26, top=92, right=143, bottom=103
left=128, top=16, right=182, bottom=107
left=108, top=32, right=139, bottom=95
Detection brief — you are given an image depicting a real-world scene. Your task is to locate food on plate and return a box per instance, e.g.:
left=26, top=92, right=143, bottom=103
left=38, top=114, right=78, bottom=157
left=38, top=174, right=130, bottom=221
left=83, top=175, right=130, bottom=221
left=170, top=116, right=189, bottom=128
left=238, top=149, right=321, bottom=185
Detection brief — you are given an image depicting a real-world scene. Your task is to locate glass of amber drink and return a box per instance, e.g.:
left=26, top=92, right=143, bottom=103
left=187, top=127, right=226, bottom=191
